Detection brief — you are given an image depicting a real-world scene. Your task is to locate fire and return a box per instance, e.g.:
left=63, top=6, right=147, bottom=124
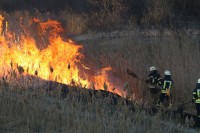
left=0, top=15, right=124, bottom=96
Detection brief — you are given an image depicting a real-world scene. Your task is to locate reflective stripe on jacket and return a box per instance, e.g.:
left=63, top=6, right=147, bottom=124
left=193, top=87, right=200, bottom=103
left=147, top=71, right=161, bottom=87
left=161, top=80, right=172, bottom=94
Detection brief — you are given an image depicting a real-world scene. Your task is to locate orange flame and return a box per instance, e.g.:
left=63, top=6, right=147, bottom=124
left=0, top=16, right=124, bottom=96
left=0, top=15, right=4, bottom=34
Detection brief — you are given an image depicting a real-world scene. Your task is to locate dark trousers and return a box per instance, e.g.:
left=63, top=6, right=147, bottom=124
left=157, top=93, right=170, bottom=106
left=149, top=87, right=160, bottom=95
left=196, top=103, right=200, bottom=117
left=159, top=93, right=169, bottom=102
left=149, top=87, right=160, bottom=104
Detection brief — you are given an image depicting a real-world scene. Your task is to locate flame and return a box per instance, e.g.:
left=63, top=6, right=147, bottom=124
left=0, top=15, right=124, bottom=96
left=0, top=15, right=4, bottom=34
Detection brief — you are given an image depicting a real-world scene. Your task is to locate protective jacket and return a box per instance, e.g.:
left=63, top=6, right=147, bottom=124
left=146, top=70, right=161, bottom=88
left=159, top=75, right=173, bottom=96
left=193, top=83, right=200, bottom=103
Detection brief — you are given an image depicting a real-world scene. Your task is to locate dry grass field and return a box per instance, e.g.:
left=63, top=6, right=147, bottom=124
left=0, top=79, right=199, bottom=133
left=0, top=29, right=200, bottom=132
left=80, top=30, right=200, bottom=104
left=0, top=4, right=199, bottom=132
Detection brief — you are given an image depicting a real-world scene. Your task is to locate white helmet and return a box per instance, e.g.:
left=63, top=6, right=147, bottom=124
left=164, top=70, right=171, bottom=75
left=150, top=66, right=156, bottom=71
left=197, top=79, right=200, bottom=83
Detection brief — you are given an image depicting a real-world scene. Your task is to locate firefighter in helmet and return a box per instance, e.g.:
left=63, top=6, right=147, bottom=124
left=192, top=79, right=200, bottom=118
left=157, top=70, right=173, bottom=107
left=145, top=66, right=162, bottom=103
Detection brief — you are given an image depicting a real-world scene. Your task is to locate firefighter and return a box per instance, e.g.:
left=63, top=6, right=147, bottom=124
left=192, top=79, right=200, bottom=118
left=145, top=66, right=162, bottom=103
left=157, top=70, right=173, bottom=107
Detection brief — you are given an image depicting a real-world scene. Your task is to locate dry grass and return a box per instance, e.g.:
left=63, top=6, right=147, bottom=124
left=81, top=30, right=200, bottom=108
left=0, top=10, right=199, bottom=132
left=141, top=0, right=172, bottom=27
left=0, top=80, right=198, bottom=133
left=0, top=31, right=199, bottom=131
left=59, top=10, right=88, bottom=35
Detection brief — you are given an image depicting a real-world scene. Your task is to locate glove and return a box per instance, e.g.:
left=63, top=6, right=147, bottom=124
left=166, top=89, right=170, bottom=97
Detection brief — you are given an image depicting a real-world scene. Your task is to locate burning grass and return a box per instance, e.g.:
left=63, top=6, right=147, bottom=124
left=0, top=15, right=125, bottom=97
left=0, top=11, right=199, bottom=132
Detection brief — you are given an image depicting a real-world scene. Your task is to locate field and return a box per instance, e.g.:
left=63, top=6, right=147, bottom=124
left=0, top=78, right=199, bottom=133
left=0, top=1, right=200, bottom=132
left=79, top=30, right=200, bottom=103
left=0, top=29, right=200, bottom=132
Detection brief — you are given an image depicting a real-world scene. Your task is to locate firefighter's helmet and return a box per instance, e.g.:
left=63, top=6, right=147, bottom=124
left=198, top=79, right=200, bottom=83
left=164, top=70, right=171, bottom=75
left=150, top=66, right=156, bottom=71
